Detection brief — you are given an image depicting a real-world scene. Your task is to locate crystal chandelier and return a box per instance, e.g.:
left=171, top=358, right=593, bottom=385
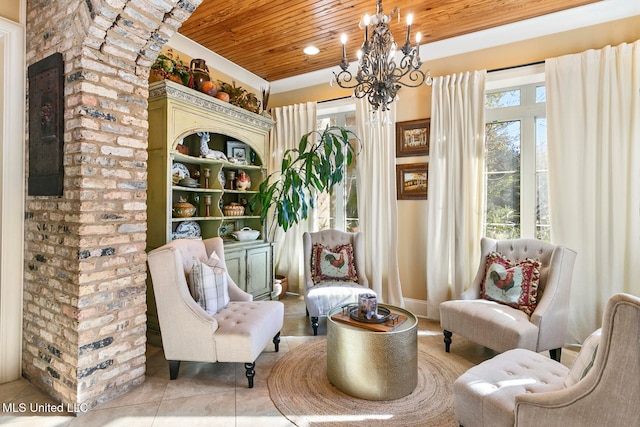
left=333, top=0, right=432, bottom=112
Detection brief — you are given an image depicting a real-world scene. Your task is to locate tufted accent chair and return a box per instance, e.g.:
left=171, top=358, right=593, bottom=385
left=440, top=238, right=576, bottom=361
left=452, top=293, right=640, bottom=427
left=303, top=229, right=376, bottom=335
left=147, top=237, right=284, bottom=388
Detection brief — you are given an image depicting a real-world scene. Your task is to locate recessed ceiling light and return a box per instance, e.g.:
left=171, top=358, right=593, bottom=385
left=303, top=46, right=320, bottom=55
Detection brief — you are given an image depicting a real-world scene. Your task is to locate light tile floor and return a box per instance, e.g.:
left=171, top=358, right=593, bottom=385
left=0, top=294, right=577, bottom=426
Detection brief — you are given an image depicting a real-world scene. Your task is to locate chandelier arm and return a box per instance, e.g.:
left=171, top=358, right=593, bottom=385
left=393, top=55, right=427, bottom=87
left=334, top=70, right=360, bottom=89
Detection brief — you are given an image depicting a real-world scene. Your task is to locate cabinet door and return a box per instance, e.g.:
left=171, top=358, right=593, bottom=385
left=224, top=250, right=247, bottom=292
left=246, top=246, right=272, bottom=299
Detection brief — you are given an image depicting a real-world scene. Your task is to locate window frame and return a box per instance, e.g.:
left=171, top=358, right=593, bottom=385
left=484, top=64, right=547, bottom=240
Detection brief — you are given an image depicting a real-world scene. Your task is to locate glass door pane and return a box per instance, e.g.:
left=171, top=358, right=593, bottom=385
left=535, top=117, right=550, bottom=240
left=485, top=120, right=521, bottom=239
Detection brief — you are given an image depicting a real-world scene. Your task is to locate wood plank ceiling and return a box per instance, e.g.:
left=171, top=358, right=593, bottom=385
left=179, top=0, right=599, bottom=82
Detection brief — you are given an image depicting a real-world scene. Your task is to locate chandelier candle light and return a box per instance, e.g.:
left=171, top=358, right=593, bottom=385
left=333, top=0, right=432, bottom=113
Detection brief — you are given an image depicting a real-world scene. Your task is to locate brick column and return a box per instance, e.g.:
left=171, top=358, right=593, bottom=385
left=23, top=0, right=200, bottom=410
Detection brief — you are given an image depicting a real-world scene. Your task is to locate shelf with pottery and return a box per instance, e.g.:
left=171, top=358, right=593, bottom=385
left=169, top=141, right=266, bottom=241
left=147, top=79, right=273, bottom=248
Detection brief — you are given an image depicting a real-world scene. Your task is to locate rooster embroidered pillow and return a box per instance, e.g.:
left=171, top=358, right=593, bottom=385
left=480, top=251, right=541, bottom=315
left=311, top=243, right=358, bottom=285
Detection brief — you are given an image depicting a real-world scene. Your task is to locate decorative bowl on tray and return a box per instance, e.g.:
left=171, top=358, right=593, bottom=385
left=348, top=306, right=392, bottom=324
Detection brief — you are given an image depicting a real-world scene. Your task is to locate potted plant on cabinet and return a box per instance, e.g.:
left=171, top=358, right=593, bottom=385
left=251, top=125, right=359, bottom=234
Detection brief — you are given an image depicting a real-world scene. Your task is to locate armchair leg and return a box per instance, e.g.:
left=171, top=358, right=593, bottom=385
left=169, top=360, right=180, bottom=380
left=443, top=330, right=452, bottom=353
left=549, top=348, right=562, bottom=362
left=311, top=317, right=319, bottom=336
left=273, top=332, right=281, bottom=352
left=244, top=362, right=255, bottom=388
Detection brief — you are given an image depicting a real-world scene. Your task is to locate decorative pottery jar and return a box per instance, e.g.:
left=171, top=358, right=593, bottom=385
left=223, top=202, right=245, bottom=216
left=172, top=197, right=197, bottom=218
left=190, top=58, right=210, bottom=92
left=236, top=171, right=251, bottom=191
left=176, top=143, right=189, bottom=155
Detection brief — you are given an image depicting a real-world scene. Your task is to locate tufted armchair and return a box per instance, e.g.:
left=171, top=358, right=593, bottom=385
left=147, top=237, right=284, bottom=388
left=440, top=238, right=576, bottom=361
left=452, top=293, right=640, bottom=427
left=303, top=229, right=376, bottom=335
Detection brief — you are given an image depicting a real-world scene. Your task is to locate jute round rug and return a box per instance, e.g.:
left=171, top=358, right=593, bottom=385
left=268, top=336, right=475, bottom=427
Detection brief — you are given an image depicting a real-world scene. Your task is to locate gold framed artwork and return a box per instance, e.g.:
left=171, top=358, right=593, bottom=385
left=396, top=119, right=430, bottom=157
left=396, top=163, right=428, bottom=200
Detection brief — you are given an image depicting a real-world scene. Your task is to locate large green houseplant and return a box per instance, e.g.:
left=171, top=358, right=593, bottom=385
left=252, top=125, right=359, bottom=232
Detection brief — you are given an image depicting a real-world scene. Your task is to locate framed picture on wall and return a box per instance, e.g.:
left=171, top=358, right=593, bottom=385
left=28, top=53, right=65, bottom=196
left=396, top=163, right=428, bottom=200
left=396, top=119, right=430, bottom=157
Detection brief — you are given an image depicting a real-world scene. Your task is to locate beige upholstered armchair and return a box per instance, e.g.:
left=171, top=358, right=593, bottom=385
left=440, top=238, right=576, bottom=361
left=452, top=293, right=640, bottom=427
left=147, top=237, right=284, bottom=388
left=303, top=229, right=375, bottom=335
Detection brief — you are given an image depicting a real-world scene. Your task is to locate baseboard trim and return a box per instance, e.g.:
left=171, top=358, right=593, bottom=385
left=403, top=297, right=429, bottom=318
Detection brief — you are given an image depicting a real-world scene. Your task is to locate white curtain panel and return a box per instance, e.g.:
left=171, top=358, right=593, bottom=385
left=269, top=102, right=317, bottom=294
left=425, top=71, right=487, bottom=320
left=546, top=41, right=640, bottom=343
left=355, top=99, right=404, bottom=306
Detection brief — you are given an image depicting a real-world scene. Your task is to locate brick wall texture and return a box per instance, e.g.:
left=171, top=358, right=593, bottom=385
left=23, top=0, right=200, bottom=410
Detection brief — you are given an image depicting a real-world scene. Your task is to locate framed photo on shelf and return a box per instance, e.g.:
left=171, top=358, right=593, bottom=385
left=396, top=163, right=428, bottom=200
left=396, top=119, right=430, bottom=157
left=226, top=141, right=250, bottom=161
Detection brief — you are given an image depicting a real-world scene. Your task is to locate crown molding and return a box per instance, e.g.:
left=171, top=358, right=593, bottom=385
left=270, top=0, right=640, bottom=93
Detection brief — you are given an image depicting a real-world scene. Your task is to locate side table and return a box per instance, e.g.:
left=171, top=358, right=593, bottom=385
left=326, top=303, right=418, bottom=400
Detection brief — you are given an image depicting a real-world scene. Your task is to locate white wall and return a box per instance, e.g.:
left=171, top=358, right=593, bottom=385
left=0, top=15, right=25, bottom=383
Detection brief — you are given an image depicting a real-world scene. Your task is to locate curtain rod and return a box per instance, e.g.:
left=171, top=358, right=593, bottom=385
left=488, top=60, right=545, bottom=74
left=318, top=95, right=352, bottom=104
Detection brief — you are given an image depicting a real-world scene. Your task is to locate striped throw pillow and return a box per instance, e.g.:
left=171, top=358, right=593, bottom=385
left=563, top=328, right=601, bottom=387
left=188, top=252, right=230, bottom=314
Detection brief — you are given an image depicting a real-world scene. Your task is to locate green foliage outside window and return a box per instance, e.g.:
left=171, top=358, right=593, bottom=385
left=485, top=116, right=521, bottom=240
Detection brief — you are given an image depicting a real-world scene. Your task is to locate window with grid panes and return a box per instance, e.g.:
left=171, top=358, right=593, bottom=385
left=484, top=81, right=549, bottom=241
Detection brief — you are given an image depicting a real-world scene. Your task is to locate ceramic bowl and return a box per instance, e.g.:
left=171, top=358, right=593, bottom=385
left=178, top=177, right=199, bottom=187
left=231, top=227, right=260, bottom=241
left=172, top=201, right=196, bottom=218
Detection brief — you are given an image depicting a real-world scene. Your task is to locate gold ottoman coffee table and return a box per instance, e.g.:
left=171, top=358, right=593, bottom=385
left=326, top=303, right=418, bottom=400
